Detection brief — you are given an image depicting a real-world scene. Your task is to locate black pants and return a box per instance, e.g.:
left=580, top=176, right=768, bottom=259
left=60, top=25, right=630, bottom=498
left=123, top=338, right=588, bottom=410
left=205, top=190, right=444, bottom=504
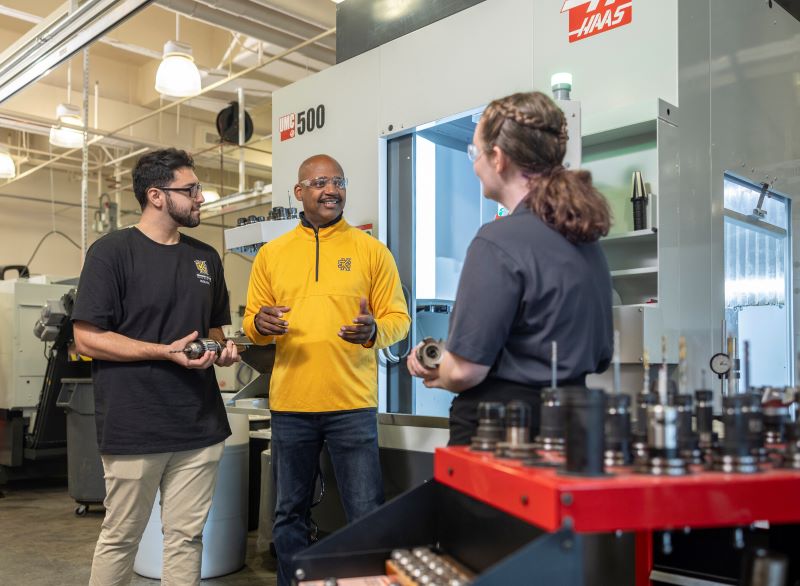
left=448, top=378, right=543, bottom=446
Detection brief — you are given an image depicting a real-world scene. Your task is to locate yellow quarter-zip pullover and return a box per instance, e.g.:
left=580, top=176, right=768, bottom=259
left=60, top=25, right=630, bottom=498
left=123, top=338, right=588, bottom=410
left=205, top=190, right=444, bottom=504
left=243, top=216, right=410, bottom=412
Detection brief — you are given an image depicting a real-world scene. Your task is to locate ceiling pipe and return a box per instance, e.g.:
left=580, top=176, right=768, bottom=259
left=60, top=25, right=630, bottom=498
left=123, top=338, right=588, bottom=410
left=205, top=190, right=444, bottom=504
left=0, top=29, right=332, bottom=187
left=193, top=0, right=335, bottom=50
left=157, top=0, right=335, bottom=65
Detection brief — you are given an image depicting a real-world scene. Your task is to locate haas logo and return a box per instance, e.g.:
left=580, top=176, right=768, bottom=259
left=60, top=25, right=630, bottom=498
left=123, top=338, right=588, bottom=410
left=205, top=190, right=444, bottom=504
left=562, top=0, right=632, bottom=43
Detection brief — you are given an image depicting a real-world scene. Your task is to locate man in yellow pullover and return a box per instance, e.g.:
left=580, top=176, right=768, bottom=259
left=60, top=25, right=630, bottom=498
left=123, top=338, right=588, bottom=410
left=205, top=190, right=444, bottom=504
left=243, top=154, right=410, bottom=586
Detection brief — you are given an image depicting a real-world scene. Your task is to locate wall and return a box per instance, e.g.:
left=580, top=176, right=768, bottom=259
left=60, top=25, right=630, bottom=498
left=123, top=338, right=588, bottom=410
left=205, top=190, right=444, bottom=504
left=272, top=0, right=680, bottom=231
left=706, top=0, right=800, bottom=379
left=670, top=0, right=800, bottom=386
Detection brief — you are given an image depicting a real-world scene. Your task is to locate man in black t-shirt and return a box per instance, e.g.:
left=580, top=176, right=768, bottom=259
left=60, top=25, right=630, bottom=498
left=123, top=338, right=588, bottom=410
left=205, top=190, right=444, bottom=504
left=72, top=148, right=240, bottom=585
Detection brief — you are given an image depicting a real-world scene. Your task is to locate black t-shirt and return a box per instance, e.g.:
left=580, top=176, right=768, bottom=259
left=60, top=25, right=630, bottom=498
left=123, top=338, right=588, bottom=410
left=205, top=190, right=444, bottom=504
left=447, top=205, right=613, bottom=386
left=71, top=227, right=232, bottom=455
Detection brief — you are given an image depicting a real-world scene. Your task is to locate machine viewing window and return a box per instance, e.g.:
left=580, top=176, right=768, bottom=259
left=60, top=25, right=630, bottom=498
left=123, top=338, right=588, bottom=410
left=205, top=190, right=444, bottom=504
left=723, top=173, right=793, bottom=386
left=383, top=109, right=497, bottom=417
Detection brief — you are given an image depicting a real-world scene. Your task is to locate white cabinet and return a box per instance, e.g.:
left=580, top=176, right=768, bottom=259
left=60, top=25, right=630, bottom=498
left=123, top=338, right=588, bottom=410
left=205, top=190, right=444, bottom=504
left=583, top=100, right=680, bottom=364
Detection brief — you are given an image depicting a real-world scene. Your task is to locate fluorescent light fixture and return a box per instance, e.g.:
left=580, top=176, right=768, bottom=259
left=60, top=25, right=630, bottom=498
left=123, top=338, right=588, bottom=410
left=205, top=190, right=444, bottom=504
left=330, top=0, right=346, bottom=3
left=56, top=103, right=81, bottom=125
left=49, top=103, right=84, bottom=148
left=0, top=0, right=151, bottom=104
left=202, top=189, right=220, bottom=203
left=155, top=41, right=201, bottom=98
left=49, top=125, right=84, bottom=148
left=0, top=147, right=16, bottom=178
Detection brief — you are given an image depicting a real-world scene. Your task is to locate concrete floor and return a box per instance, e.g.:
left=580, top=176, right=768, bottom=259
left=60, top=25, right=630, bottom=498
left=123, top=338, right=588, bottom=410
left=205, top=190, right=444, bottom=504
left=0, top=480, right=278, bottom=585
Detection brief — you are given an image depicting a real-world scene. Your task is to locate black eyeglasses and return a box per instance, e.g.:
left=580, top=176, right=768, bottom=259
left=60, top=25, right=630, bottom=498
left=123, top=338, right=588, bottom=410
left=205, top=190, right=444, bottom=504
left=299, top=176, right=348, bottom=190
left=161, top=183, right=203, bottom=200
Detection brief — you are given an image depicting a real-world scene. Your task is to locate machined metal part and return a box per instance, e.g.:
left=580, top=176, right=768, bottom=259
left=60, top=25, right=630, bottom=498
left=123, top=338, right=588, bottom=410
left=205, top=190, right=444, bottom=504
left=416, top=337, right=445, bottom=369
left=171, top=337, right=252, bottom=359
left=270, top=206, right=289, bottom=220
left=781, top=415, right=800, bottom=469
left=470, top=402, right=505, bottom=452
left=181, top=338, right=221, bottom=359
left=714, top=394, right=761, bottom=473
left=694, top=389, right=714, bottom=452
left=782, top=440, right=800, bottom=470
left=563, top=387, right=607, bottom=476
left=675, top=395, right=703, bottom=465
left=746, top=548, right=789, bottom=586
left=638, top=404, right=689, bottom=476
left=762, top=386, right=790, bottom=446
left=534, top=387, right=565, bottom=452
left=632, top=440, right=649, bottom=464
left=713, top=453, right=760, bottom=474
left=389, top=547, right=472, bottom=586
left=633, top=391, right=657, bottom=442
left=745, top=392, right=768, bottom=463
left=496, top=400, right=539, bottom=461
left=604, top=393, right=632, bottom=467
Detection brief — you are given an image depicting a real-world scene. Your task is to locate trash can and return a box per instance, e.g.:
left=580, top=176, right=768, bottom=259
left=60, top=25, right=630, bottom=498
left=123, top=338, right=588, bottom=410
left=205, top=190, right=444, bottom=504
left=256, top=445, right=276, bottom=554
left=56, top=378, right=105, bottom=515
left=133, top=394, right=249, bottom=579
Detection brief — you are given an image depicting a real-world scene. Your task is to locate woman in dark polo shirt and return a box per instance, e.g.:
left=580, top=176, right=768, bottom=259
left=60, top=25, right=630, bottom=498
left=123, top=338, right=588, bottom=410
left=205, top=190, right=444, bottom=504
left=407, top=90, right=614, bottom=445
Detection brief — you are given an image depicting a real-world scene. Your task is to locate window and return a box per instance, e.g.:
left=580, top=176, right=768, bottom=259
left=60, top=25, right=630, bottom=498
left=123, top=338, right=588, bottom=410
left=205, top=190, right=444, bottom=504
left=723, top=174, right=792, bottom=387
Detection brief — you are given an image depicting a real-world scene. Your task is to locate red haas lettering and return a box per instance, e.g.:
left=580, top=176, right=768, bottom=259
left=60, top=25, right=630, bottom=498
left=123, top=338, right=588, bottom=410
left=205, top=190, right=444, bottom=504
left=279, top=113, right=296, bottom=142
left=561, top=0, right=632, bottom=43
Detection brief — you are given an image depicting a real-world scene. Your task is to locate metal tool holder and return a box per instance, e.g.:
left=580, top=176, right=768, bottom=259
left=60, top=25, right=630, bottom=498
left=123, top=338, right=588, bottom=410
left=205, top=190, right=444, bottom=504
left=469, top=402, right=505, bottom=452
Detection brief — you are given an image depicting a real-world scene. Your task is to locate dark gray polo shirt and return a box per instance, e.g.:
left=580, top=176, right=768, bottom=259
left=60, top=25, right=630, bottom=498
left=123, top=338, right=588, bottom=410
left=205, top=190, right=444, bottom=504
left=447, top=205, right=613, bottom=386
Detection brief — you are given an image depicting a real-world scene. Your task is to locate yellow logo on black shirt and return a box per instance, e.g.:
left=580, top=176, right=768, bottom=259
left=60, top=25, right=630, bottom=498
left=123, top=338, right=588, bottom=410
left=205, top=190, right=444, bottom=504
left=194, top=260, right=211, bottom=285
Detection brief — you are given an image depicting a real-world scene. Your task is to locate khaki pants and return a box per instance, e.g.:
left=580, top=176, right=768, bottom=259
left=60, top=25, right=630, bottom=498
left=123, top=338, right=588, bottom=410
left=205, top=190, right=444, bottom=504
left=89, top=441, right=225, bottom=586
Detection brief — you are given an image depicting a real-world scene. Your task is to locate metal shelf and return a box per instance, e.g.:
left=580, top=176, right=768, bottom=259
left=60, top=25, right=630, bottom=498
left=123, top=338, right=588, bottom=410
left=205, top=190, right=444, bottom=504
left=601, top=228, right=657, bottom=242
left=610, top=267, right=658, bottom=278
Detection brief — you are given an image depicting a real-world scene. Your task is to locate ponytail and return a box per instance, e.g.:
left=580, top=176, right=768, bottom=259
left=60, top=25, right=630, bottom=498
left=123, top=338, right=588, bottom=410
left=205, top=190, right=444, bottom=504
left=523, top=168, right=611, bottom=244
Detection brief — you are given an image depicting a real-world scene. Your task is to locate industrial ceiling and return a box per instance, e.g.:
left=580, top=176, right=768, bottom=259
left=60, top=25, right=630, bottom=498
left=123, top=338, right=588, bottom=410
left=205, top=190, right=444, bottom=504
left=0, top=0, right=336, bottom=229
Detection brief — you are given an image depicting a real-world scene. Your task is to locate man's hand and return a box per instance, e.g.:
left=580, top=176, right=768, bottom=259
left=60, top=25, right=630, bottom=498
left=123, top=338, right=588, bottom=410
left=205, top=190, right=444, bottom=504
left=167, top=331, right=217, bottom=370
left=339, top=297, right=376, bottom=345
left=406, top=341, right=443, bottom=387
left=215, top=339, right=241, bottom=367
left=254, top=305, right=291, bottom=336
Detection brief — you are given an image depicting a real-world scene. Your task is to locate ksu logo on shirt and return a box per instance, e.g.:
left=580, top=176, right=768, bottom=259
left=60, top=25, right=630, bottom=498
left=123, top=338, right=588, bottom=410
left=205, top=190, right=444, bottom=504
left=337, top=258, right=352, bottom=271
left=194, top=259, right=211, bottom=285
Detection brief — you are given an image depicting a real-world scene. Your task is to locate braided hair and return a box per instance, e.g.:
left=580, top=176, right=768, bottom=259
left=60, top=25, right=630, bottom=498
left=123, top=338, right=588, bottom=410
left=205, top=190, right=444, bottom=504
left=479, top=91, right=611, bottom=243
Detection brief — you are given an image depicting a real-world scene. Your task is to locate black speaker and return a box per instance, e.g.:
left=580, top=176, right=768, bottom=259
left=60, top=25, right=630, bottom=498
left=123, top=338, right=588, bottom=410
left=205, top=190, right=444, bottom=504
left=215, top=102, right=254, bottom=144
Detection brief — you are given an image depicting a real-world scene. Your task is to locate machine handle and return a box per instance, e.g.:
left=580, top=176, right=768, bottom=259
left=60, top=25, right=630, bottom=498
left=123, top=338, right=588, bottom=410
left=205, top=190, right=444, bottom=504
left=0, top=265, right=30, bottom=280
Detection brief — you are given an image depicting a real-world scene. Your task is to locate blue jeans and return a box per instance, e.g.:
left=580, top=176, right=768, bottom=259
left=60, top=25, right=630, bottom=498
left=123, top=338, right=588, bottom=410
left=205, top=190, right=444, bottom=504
left=271, top=409, right=384, bottom=586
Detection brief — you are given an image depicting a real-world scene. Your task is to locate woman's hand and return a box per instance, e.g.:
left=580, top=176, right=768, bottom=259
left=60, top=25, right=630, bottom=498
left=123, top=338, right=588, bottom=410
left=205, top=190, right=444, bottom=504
left=406, top=342, right=444, bottom=388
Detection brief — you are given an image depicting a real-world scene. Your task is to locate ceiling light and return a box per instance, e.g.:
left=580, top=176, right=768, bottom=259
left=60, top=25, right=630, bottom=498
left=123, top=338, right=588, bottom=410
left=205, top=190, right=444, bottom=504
left=56, top=103, right=82, bottom=125
left=49, top=125, right=84, bottom=148
left=155, top=41, right=201, bottom=98
left=202, top=189, right=220, bottom=203
left=0, top=147, right=16, bottom=178
left=49, top=103, right=84, bottom=148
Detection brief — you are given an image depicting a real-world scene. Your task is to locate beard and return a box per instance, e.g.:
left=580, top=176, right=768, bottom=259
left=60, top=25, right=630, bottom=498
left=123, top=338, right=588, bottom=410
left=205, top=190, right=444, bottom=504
left=166, top=194, right=200, bottom=228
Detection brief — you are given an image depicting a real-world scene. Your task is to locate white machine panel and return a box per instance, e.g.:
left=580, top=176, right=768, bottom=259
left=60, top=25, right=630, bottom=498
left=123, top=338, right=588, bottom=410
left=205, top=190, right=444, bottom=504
left=0, top=278, right=75, bottom=410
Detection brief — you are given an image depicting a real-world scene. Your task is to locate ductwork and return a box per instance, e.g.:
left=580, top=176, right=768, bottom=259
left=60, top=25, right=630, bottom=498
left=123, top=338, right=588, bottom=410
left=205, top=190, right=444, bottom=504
left=157, top=0, right=336, bottom=65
